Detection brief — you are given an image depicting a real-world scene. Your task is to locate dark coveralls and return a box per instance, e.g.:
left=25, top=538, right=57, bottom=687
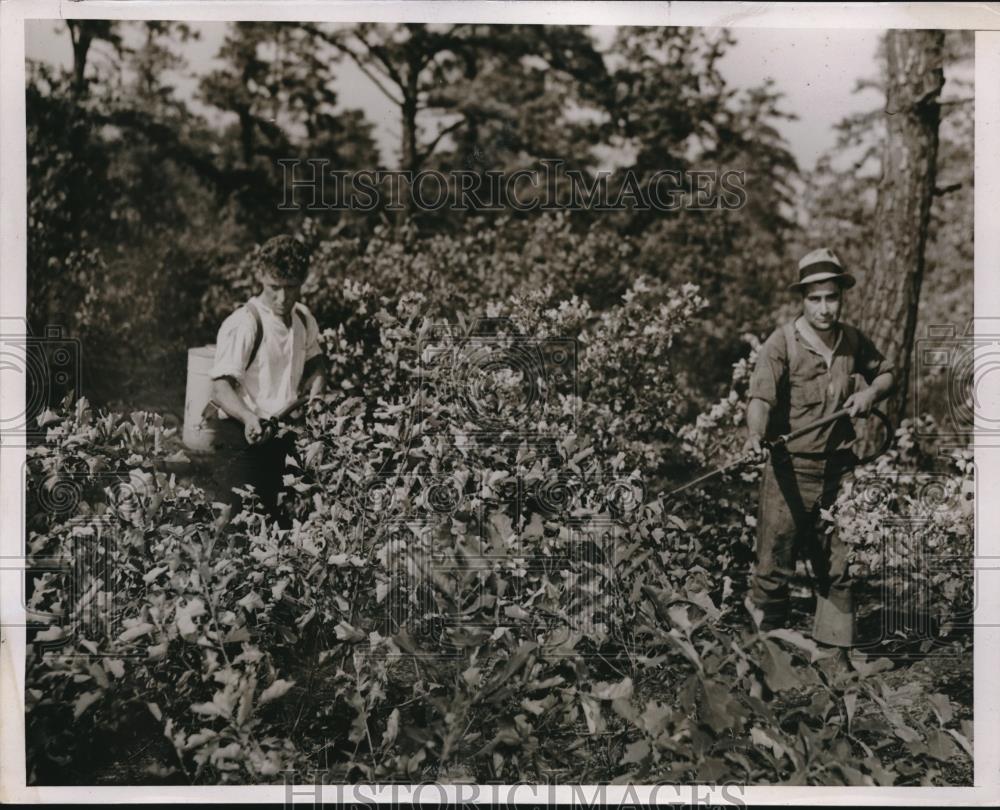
left=748, top=320, right=892, bottom=646
left=215, top=419, right=299, bottom=527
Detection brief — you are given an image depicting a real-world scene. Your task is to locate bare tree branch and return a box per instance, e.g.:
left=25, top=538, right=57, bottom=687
left=299, top=24, right=404, bottom=106
left=353, top=28, right=406, bottom=90
left=934, top=182, right=963, bottom=196
left=417, top=117, right=467, bottom=165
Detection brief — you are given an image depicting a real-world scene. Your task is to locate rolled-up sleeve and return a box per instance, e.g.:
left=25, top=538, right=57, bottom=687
left=856, top=330, right=893, bottom=384
left=210, top=309, right=255, bottom=382
left=748, top=329, right=787, bottom=407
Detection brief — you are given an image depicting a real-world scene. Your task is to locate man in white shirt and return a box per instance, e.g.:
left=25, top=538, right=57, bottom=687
left=210, top=235, right=326, bottom=523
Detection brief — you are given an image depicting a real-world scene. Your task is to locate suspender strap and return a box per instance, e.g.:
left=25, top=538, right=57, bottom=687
left=782, top=320, right=798, bottom=373
left=245, top=301, right=264, bottom=372
left=243, top=300, right=307, bottom=372
left=839, top=322, right=859, bottom=359
left=781, top=319, right=866, bottom=399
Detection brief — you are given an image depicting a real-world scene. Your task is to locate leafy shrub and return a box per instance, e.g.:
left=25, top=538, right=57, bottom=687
left=825, top=418, right=975, bottom=638
left=25, top=279, right=972, bottom=786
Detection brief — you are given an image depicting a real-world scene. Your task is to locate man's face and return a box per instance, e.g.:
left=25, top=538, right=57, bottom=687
left=259, top=273, right=303, bottom=317
left=801, top=279, right=842, bottom=332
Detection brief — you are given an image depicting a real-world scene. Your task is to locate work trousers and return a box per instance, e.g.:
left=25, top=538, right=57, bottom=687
left=215, top=419, right=299, bottom=527
left=751, top=450, right=856, bottom=647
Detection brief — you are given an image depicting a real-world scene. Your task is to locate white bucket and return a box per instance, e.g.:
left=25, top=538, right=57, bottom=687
left=183, top=345, right=220, bottom=452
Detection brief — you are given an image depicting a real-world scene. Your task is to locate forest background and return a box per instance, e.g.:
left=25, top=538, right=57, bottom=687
left=19, top=20, right=978, bottom=787
left=24, top=21, right=972, bottom=423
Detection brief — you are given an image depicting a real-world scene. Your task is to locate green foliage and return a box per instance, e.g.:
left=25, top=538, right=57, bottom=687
left=26, top=21, right=380, bottom=404
left=25, top=282, right=972, bottom=786
left=23, top=22, right=974, bottom=787
left=28, top=20, right=810, bottom=413
left=825, top=419, right=975, bottom=636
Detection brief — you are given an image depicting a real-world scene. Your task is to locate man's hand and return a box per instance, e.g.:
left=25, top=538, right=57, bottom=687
left=213, top=377, right=268, bottom=441
left=243, top=415, right=271, bottom=445
left=844, top=388, right=877, bottom=418
left=742, top=433, right=770, bottom=464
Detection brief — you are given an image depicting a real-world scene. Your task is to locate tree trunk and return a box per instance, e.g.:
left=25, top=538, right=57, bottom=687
left=461, top=48, right=481, bottom=166
left=68, top=21, right=95, bottom=97
left=857, top=29, right=944, bottom=454
left=396, top=87, right=419, bottom=226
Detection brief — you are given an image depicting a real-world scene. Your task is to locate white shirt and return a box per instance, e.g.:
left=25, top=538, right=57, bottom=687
left=210, top=295, right=321, bottom=418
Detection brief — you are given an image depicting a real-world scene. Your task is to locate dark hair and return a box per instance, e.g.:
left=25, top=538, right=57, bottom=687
left=248, top=235, right=310, bottom=283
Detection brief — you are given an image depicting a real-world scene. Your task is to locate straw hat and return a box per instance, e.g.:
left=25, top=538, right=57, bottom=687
left=788, top=247, right=855, bottom=292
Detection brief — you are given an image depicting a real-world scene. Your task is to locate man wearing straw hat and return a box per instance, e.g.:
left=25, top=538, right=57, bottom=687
left=743, top=247, right=894, bottom=659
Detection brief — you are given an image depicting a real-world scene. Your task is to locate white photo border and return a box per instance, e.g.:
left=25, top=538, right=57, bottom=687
left=1, top=1, right=997, bottom=805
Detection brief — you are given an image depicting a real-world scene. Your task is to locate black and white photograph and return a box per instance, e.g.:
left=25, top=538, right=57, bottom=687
left=0, top=1, right=995, bottom=804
